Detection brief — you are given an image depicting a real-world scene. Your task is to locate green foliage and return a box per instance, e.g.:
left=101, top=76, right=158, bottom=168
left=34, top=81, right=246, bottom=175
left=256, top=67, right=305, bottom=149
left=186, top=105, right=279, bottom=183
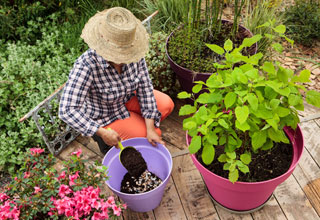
left=0, top=148, right=125, bottom=219
left=284, top=0, right=320, bottom=47
left=244, top=0, right=285, bottom=55
left=145, top=31, right=178, bottom=97
left=178, top=35, right=320, bottom=183
left=142, top=0, right=189, bottom=32
left=0, top=23, right=80, bottom=173
left=0, top=0, right=108, bottom=44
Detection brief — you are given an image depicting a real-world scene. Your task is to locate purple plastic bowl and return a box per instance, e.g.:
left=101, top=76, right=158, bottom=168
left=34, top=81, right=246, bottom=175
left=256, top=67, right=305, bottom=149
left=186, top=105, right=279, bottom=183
left=102, top=138, right=173, bottom=212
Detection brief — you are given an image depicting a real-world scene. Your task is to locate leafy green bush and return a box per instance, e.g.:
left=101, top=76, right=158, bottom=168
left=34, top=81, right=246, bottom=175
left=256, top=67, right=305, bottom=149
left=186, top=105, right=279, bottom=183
left=145, top=31, right=178, bottom=97
left=0, top=23, right=80, bottom=173
left=284, top=0, right=320, bottom=47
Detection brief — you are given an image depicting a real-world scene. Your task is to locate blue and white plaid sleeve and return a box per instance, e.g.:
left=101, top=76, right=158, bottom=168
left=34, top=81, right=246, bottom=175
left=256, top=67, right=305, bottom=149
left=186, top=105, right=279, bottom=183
left=59, top=61, right=100, bottom=136
left=136, top=58, right=162, bottom=127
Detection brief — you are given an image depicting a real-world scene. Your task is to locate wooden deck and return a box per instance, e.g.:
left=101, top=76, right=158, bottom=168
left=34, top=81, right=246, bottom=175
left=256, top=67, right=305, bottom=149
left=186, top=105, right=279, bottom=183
left=58, top=99, right=320, bottom=220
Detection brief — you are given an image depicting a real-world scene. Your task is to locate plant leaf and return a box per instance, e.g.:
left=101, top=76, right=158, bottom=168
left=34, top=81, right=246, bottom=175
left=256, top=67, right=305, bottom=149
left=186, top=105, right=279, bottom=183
left=247, top=93, right=258, bottom=111
left=202, top=144, right=215, bottom=165
left=240, top=153, right=251, bottom=165
left=224, top=39, right=233, bottom=52
left=252, top=130, right=267, bottom=151
left=273, top=24, right=286, bottom=34
left=235, top=106, right=249, bottom=124
left=218, top=154, right=227, bottom=162
left=177, top=91, right=191, bottom=99
left=229, top=169, right=239, bottom=183
left=206, top=43, right=225, bottom=55
left=262, top=61, right=275, bottom=75
left=238, top=165, right=249, bottom=174
left=179, top=105, right=197, bottom=116
left=306, top=90, right=320, bottom=108
left=235, top=120, right=250, bottom=131
left=192, top=84, right=202, bottom=94
left=224, top=92, right=237, bottom=109
left=218, top=119, right=229, bottom=129
left=188, top=136, right=201, bottom=154
left=272, top=43, right=283, bottom=53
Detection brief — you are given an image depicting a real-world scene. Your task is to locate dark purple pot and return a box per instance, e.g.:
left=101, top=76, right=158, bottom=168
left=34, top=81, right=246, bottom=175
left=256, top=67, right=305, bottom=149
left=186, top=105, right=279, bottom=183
left=166, top=20, right=257, bottom=94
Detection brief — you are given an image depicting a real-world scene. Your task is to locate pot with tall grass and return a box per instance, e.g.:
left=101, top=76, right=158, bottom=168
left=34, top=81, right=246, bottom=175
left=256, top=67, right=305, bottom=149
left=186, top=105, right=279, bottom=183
left=165, top=0, right=257, bottom=94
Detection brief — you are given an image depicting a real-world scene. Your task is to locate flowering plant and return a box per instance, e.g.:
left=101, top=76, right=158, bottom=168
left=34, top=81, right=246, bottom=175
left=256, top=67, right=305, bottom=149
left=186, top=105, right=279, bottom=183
left=0, top=148, right=126, bottom=220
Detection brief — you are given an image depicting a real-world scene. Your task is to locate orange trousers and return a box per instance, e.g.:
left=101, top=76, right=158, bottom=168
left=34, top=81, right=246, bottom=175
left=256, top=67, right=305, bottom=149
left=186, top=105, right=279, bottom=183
left=104, top=90, right=174, bottom=140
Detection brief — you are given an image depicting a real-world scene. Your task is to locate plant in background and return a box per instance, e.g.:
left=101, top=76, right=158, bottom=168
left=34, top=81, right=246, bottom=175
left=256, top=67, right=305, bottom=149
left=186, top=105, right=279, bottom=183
left=145, top=31, right=178, bottom=97
left=178, top=35, right=320, bottom=183
left=167, top=0, right=250, bottom=74
left=284, top=0, right=320, bottom=47
left=243, top=0, right=285, bottom=55
left=0, top=148, right=126, bottom=219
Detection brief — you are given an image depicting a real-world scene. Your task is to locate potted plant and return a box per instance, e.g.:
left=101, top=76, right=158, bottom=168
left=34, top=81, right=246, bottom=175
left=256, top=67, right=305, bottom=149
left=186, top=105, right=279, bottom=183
left=165, top=0, right=257, bottom=94
left=178, top=35, right=320, bottom=211
left=0, top=148, right=126, bottom=219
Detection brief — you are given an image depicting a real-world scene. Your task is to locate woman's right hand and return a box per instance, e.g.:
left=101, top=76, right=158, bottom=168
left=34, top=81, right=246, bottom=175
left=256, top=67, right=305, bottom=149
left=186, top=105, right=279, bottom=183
left=96, top=127, right=121, bottom=148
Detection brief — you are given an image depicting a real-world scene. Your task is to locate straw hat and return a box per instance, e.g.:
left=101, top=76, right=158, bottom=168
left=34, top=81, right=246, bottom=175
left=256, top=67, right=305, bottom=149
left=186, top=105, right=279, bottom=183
left=81, top=7, right=149, bottom=64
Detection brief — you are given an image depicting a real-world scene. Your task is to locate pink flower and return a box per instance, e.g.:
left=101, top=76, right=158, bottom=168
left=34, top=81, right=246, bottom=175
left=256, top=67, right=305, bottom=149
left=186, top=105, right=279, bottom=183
left=23, top=172, right=30, bottom=179
left=122, top=203, right=127, bottom=209
left=112, top=204, right=122, bottom=216
left=57, top=171, right=66, bottom=180
left=71, top=148, right=82, bottom=157
left=106, top=196, right=115, bottom=206
left=69, top=171, right=79, bottom=186
left=30, top=148, right=44, bottom=156
left=0, top=193, right=9, bottom=202
left=58, top=184, right=72, bottom=197
left=34, top=186, right=42, bottom=194
left=92, top=212, right=103, bottom=220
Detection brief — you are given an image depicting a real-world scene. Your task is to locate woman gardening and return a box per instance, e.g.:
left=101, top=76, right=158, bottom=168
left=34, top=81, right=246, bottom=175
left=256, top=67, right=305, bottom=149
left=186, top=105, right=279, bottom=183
left=59, top=7, right=174, bottom=154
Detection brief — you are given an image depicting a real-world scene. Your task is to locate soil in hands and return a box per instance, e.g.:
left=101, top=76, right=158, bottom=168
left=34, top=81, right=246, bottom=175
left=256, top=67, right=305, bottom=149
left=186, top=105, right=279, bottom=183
left=121, top=170, right=163, bottom=194
left=197, top=142, right=293, bottom=182
left=120, top=147, right=147, bottom=177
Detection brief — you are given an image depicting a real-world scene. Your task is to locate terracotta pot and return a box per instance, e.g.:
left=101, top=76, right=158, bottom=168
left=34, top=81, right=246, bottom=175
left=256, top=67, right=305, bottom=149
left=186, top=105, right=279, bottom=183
left=166, top=20, right=257, bottom=94
left=186, top=126, right=304, bottom=212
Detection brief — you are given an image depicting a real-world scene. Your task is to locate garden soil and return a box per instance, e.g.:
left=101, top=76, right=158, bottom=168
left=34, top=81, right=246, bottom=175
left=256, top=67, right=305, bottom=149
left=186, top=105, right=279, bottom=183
left=120, top=147, right=147, bottom=177
left=196, top=141, right=293, bottom=182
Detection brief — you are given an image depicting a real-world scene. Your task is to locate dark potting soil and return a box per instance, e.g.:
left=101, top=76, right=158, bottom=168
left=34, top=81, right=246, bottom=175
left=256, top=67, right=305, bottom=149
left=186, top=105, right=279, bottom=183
left=120, top=147, right=147, bottom=177
left=120, top=170, right=163, bottom=194
left=196, top=142, right=293, bottom=182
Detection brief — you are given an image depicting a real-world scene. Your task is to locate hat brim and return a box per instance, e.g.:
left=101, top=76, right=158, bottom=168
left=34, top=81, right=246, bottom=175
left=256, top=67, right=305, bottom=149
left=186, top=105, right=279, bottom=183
left=81, top=9, right=149, bottom=64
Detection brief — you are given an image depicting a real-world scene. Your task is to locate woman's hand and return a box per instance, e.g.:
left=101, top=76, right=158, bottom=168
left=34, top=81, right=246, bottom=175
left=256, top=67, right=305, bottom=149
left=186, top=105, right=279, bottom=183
left=96, top=127, right=121, bottom=148
left=145, top=118, right=164, bottom=146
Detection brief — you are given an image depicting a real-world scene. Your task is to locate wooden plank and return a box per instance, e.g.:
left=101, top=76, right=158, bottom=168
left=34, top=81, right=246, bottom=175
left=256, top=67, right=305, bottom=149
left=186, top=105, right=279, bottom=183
left=251, top=196, right=286, bottom=220
left=168, top=99, right=188, bottom=124
left=172, top=154, right=220, bottom=220
left=304, top=178, right=320, bottom=216
left=299, top=121, right=320, bottom=166
left=273, top=174, right=319, bottom=220
left=76, top=135, right=103, bottom=156
left=214, top=205, right=253, bottom=220
left=298, top=102, right=320, bottom=117
left=58, top=140, right=99, bottom=161
left=161, top=118, right=188, bottom=152
left=122, top=209, right=155, bottom=220
left=153, top=178, right=187, bottom=220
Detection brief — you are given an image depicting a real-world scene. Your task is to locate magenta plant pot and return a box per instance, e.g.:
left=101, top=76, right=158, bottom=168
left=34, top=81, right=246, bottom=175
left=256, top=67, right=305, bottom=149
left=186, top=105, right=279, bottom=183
left=187, top=126, right=304, bottom=211
left=166, top=20, right=257, bottom=95
left=102, top=138, right=173, bottom=212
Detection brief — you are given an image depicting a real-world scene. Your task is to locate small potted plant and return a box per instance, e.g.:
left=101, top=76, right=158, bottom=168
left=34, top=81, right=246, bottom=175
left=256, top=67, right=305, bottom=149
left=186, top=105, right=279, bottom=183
left=178, top=35, right=320, bottom=211
left=166, top=0, right=256, bottom=94
left=0, top=148, right=126, bottom=219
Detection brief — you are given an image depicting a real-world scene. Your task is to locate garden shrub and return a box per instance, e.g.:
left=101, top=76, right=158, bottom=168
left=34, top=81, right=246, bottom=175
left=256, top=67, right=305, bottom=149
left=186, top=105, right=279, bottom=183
left=145, top=31, right=178, bottom=97
left=284, top=0, right=320, bottom=47
left=0, top=22, right=81, bottom=173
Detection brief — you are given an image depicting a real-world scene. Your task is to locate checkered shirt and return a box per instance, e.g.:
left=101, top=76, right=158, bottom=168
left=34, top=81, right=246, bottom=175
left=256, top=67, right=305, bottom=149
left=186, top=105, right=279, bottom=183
left=59, top=49, right=161, bottom=137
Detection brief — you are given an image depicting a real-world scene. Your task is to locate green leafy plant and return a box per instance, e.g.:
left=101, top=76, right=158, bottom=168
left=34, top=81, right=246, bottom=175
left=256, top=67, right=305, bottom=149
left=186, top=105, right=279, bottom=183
left=243, top=0, right=285, bottom=55
left=178, top=35, right=320, bottom=183
left=284, top=0, right=320, bottom=47
left=0, top=148, right=126, bottom=219
left=145, top=31, right=177, bottom=97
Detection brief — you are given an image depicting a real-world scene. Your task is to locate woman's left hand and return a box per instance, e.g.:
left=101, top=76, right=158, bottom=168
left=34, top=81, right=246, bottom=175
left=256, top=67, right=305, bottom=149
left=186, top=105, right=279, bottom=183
left=147, top=128, right=164, bottom=146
